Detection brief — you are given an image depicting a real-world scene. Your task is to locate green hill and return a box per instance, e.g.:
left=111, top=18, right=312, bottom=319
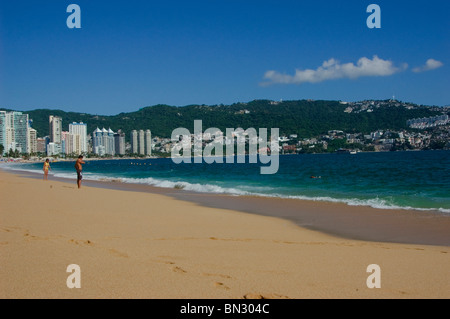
left=2, top=100, right=443, bottom=140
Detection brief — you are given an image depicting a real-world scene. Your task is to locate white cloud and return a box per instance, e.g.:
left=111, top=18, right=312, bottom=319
left=412, top=59, right=444, bottom=73
left=261, top=56, right=406, bottom=86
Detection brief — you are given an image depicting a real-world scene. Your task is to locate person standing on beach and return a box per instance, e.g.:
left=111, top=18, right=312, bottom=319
left=43, top=159, right=51, bottom=181
left=75, top=155, right=85, bottom=189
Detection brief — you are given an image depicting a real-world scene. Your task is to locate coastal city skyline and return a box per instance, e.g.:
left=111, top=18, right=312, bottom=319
left=0, top=112, right=155, bottom=157
left=1, top=98, right=449, bottom=157
left=0, top=0, right=448, bottom=116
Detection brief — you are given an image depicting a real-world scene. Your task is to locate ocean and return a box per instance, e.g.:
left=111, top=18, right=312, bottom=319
left=3, top=150, right=450, bottom=213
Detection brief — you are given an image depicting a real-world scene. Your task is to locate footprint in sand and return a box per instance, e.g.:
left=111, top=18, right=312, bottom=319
left=172, top=266, right=187, bottom=273
left=24, top=232, right=49, bottom=241
left=69, top=239, right=94, bottom=246
left=150, top=256, right=177, bottom=265
left=1, top=226, right=22, bottom=233
left=203, top=273, right=232, bottom=279
left=214, top=282, right=230, bottom=290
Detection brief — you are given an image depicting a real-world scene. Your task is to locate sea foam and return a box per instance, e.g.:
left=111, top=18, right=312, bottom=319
left=3, top=163, right=449, bottom=214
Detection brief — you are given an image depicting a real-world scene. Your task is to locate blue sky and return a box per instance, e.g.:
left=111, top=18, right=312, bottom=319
left=0, top=0, right=448, bottom=115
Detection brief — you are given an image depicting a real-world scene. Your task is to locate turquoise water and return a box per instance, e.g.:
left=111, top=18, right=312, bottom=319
left=4, top=150, right=450, bottom=213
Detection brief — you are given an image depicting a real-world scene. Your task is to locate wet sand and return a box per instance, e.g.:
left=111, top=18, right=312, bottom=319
left=10, top=168, right=450, bottom=247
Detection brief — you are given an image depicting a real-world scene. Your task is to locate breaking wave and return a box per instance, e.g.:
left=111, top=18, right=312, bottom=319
left=2, top=163, right=449, bottom=214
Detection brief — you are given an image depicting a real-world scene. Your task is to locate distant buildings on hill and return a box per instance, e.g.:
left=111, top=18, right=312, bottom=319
left=2, top=102, right=449, bottom=157
left=407, top=115, right=449, bottom=129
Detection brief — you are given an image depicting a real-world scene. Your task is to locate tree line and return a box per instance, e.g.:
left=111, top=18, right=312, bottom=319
left=1, top=100, right=441, bottom=142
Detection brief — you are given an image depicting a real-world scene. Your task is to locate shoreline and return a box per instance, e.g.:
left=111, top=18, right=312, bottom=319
left=1, top=149, right=445, bottom=163
left=3, top=166, right=450, bottom=247
left=1, top=169, right=449, bottom=298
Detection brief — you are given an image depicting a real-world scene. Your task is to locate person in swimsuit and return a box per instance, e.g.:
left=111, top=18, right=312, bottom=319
left=75, top=155, right=86, bottom=189
left=43, top=159, right=51, bottom=181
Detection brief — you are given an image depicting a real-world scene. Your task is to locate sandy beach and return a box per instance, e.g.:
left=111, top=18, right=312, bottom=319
left=0, top=169, right=449, bottom=299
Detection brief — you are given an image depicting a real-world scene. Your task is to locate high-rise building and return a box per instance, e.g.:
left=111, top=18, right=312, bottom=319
left=28, top=128, right=37, bottom=154
left=5, top=126, right=14, bottom=152
left=114, top=131, right=126, bottom=156
left=0, top=111, right=30, bottom=154
left=93, top=127, right=115, bottom=156
left=61, top=131, right=70, bottom=154
left=49, top=116, right=62, bottom=144
left=131, top=130, right=138, bottom=154
left=138, top=130, right=145, bottom=155
left=145, top=129, right=152, bottom=156
left=106, top=128, right=115, bottom=155
left=66, top=134, right=81, bottom=156
left=93, top=128, right=103, bottom=155
left=62, top=122, right=88, bottom=155
left=36, top=138, right=47, bottom=154
left=13, top=112, right=29, bottom=153
left=69, top=122, right=88, bottom=154
left=129, top=129, right=152, bottom=156
left=0, top=111, right=6, bottom=154
left=4, top=112, right=15, bottom=153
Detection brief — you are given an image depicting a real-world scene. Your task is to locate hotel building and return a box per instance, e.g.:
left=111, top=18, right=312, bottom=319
left=130, top=129, right=152, bottom=156
left=0, top=111, right=31, bottom=154
left=93, top=127, right=115, bottom=156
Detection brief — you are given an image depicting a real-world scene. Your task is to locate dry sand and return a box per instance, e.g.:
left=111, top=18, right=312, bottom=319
left=0, top=170, right=449, bottom=299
